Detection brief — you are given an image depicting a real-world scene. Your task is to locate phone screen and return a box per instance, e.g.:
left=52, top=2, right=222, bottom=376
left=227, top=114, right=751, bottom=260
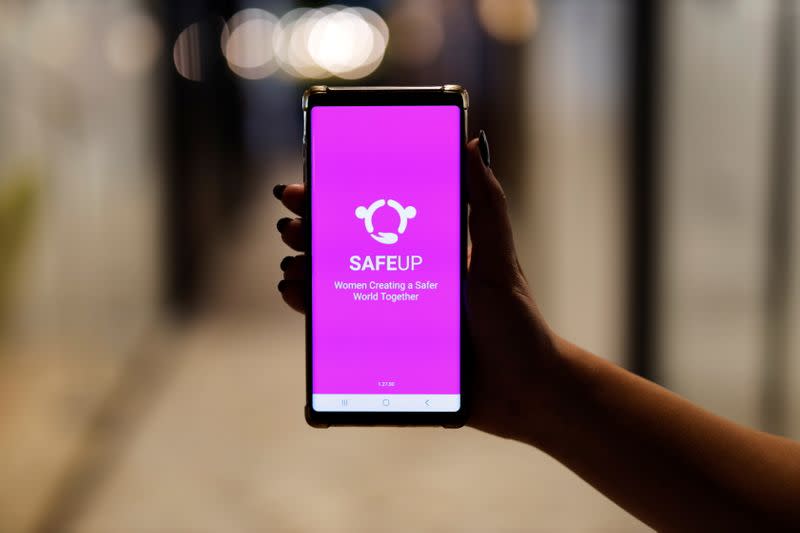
left=310, top=105, right=461, bottom=412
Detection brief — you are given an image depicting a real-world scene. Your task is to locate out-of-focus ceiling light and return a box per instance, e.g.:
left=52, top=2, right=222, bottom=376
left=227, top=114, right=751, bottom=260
left=288, top=8, right=333, bottom=79
left=222, top=8, right=279, bottom=79
left=272, top=8, right=307, bottom=79
left=106, top=12, right=162, bottom=78
left=336, top=7, right=389, bottom=80
left=173, top=22, right=205, bottom=81
left=271, top=5, right=387, bottom=80
left=273, top=8, right=328, bottom=79
left=175, top=6, right=389, bottom=81
left=477, top=0, right=538, bottom=44
left=308, top=8, right=374, bottom=77
left=387, top=0, right=443, bottom=67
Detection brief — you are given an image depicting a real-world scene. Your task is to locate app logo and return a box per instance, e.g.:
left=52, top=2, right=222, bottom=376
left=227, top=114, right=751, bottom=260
left=355, top=199, right=417, bottom=245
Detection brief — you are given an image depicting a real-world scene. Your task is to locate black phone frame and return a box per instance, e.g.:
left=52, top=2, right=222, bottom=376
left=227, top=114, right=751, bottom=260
left=302, top=85, right=470, bottom=428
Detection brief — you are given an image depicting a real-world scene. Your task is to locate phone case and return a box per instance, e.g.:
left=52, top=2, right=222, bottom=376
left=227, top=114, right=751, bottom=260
left=302, top=86, right=470, bottom=428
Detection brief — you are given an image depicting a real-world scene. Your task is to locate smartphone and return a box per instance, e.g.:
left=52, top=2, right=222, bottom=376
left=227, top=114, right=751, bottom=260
left=303, top=85, right=469, bottom=427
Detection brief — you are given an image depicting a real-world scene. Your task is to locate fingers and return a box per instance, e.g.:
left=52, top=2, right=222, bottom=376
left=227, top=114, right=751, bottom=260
left=275, top=184, right=307, bottom=312
left=466, top=135, right=519, bottom=279
left=274, top=184, right=305, bottom=216
left=280, top=255, right=306, bottom=281
left=277, top=217, right=305, bottom=251
left=278, top=280, right=305, bottom=313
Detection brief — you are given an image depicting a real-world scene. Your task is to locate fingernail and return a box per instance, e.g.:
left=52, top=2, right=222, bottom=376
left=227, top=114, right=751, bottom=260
left=478, top=130, right=491, bottom=168
left=277, top=280, right=287, bottom=293
left=277, top=217, right=291, bottom=232
left=280, top=256, right=293, bottom=272
left=273, top=184, right=286, bottom=199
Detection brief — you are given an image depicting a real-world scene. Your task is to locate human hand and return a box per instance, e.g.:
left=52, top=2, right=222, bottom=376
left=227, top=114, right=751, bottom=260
left=278, top=133, right=800, bottom=527
left=274, top=132, right=561, bottom=441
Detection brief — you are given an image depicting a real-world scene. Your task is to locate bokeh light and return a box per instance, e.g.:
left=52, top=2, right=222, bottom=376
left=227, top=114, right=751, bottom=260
left=212, top=5, right=389, bottom=81
left=288, top=8, right=333, bottom=79
left=173, top=22, right=205, bottom=81
left=222, top=8, right=279, bottom=80
left=336, top=7, right=389, bottom=79
left=476, top=0, right=539, bottom=44
left=273, top=8, right=326, bottom=79
left=387, top=0, right=444, bottom=67
left=308, top=8, right=374, bottom=78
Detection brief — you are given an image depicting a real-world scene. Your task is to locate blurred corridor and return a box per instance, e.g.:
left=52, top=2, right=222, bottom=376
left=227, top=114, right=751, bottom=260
left=1, top=1, right=799, bottom=531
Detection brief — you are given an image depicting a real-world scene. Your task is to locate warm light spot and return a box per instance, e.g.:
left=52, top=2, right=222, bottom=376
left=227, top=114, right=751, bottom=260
left=476, top=0, right=538, bottom=44
left=273, top=8, right=328, bottom=79
left=308, top=9, right=374, bottom=77
left=338, top=8, right=388, bottom=79
left=387, top=0, right=443, bottom=67
left=173, top=22, right=204, bottom=81
left=222, top=8, right=279, bottom=79
left=272, top=6, right=388, bottom=80
left=176, top=5, right=389, bottom=82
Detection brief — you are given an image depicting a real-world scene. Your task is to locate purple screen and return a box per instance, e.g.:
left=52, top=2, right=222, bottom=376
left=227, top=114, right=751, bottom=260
left=310, top=105, right=461, bottom=412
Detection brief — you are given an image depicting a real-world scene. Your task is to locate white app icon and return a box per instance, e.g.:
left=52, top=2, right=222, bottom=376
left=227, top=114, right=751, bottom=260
left=355, top=199, right=417, bottom=245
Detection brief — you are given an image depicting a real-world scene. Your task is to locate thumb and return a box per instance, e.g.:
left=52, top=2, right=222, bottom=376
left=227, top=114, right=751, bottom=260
left=467, top=132, right=519, bottom=281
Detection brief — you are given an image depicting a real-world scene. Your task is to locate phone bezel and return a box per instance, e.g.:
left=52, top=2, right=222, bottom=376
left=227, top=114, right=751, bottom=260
left=303, top=85, right=470, bottom=428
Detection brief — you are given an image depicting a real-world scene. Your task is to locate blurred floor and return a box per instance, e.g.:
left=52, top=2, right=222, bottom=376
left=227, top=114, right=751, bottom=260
left=45, top=182, right=647, bottom=533
left=0, top=347, right=123, bottom=532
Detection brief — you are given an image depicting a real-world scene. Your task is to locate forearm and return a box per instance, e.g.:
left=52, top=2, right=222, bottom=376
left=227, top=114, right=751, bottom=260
left=520, top=337, right=800, bottom=531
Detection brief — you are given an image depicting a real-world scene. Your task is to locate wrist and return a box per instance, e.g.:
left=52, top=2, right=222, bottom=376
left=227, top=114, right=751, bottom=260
left=514, top=333, right=594, bottom=452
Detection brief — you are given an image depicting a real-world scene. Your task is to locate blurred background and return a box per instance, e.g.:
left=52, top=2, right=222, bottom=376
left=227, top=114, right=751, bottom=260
left=0, top=0, right=798, bottom=531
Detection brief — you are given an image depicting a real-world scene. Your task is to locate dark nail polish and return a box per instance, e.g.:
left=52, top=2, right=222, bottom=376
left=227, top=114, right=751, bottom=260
left=478, top=130, right=491, bottom=168
left=277, top=217, right=291, bottom=232
left=277, top=280, right=287, bottom=293
left=280, top=256, right=292, bottom=272
left=273, top=184, right=286, bottom=199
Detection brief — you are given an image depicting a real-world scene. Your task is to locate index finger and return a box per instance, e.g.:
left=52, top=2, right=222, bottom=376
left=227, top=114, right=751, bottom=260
left=274, top=184, right=306, bottom=216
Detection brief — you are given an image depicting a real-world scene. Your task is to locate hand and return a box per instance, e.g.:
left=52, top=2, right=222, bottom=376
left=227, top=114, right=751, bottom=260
left=274, top=133, right=561, bottom=440
left=276, top=136, right=800, bottom=528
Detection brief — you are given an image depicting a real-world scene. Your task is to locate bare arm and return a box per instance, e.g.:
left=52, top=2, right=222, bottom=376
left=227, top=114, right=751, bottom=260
left=516, top=336, right=800, bottom=531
